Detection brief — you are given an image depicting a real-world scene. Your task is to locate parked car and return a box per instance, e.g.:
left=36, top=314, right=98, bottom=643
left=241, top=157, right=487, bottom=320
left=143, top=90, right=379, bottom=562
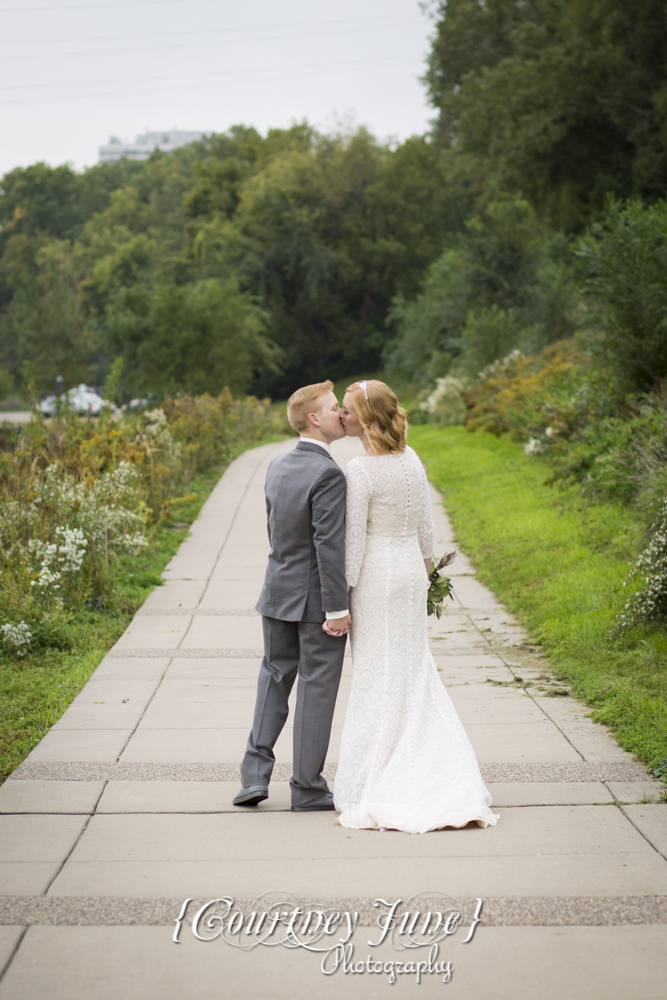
left=122, top=397, right=152, bottom=412
left=40, top=384, right=114, bottom=417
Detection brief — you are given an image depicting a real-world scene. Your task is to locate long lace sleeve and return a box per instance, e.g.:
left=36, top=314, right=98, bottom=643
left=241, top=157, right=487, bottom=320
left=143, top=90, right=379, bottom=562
left=415, top=451, right=435, bottom=560
left=345, top=459, right=372, bottom=588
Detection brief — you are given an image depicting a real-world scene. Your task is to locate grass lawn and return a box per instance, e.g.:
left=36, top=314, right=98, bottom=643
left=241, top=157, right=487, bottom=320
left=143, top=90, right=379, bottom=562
left=0, top=436, right=287, bottom=784
left=410, top=425, right=667, bottom=772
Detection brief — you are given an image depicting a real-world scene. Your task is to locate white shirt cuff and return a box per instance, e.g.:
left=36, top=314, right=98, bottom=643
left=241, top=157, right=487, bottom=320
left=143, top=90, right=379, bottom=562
left=325, top=609, right=349, bottom=619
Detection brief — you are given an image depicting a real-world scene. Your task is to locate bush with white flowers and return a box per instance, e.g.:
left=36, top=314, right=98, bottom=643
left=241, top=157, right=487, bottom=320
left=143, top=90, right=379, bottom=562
left=55, top=527, right=88, bottom=574
left=1, top=621, right=32, bottom=656
left=0, top=458, right=150, bottom=622
left=616, top=496, right=667, bottom=631
left=27, top=527, right=89, bottom=603
left=30, top=462, right=148, bottom=558
left=28, top=540, right=62, bottom=600
left=417, top=375, right=468, bottom=426
left=138, top=408, right=182, bottom=462
left=0, top=392, right=277, bottom=662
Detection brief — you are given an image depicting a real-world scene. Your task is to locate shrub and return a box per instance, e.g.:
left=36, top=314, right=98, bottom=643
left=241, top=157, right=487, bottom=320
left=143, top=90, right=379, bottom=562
left=616, top=497, right=667, bottom=632
left=411, top=375, right=468, bottom=426
left=0, top=391, right=281, bottom=658
left=457, top=335, right=667, bottom=639
left=575, top=394, right=667, bottom=511
left=0, top=621, right=31, bottom=657
left=459, top=306, right=518, bottom=379
left=575, top=198, right=667, bottom=395
left=384, top=197, right=576, bottom=385
left=462, top=340, right=592, bottom=441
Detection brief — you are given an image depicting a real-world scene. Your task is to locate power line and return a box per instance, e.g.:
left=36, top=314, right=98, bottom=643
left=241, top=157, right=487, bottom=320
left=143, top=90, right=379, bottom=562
left=0, top=50, right=423, bottom=93
left=0, top=13, right=422, bottom=46
left=0, top=20, right=423, bottom=66
left=0, top=0, right=223, bottom=13
left=0, top=54, right=422, bottom=105
left=0, top=17, right=423, bottom=61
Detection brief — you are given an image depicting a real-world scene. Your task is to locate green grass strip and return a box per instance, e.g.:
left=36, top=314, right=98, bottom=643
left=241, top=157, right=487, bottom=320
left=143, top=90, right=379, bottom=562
left=410, top=425, right=667, bottom=770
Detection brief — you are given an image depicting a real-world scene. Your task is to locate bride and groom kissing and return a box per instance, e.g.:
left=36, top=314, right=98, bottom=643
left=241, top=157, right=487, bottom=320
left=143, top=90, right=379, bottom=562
left=233, top=379, right=497, bottom=834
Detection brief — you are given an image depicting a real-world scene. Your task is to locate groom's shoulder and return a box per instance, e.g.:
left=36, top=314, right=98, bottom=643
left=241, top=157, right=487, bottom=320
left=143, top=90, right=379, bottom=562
left=264, top=452, right=344, bottom=509
left=267, top=444, right=343, bottom=479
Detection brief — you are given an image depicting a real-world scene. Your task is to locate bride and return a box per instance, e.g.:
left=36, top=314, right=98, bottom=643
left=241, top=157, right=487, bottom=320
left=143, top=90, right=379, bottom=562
left=331, top=379, right=498, bottom=834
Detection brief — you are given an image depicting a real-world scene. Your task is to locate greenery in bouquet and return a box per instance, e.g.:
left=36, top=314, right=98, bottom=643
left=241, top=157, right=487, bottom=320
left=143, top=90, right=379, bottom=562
left=427, top=552, right=456, bottom=618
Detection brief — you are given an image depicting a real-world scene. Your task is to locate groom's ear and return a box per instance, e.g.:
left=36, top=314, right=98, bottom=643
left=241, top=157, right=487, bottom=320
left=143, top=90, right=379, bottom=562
left=306, top=400, right=326, bottom=427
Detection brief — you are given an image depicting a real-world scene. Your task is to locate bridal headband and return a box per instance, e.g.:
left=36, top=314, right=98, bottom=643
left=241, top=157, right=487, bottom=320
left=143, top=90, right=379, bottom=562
left=359, top=380, right=369, bottom=399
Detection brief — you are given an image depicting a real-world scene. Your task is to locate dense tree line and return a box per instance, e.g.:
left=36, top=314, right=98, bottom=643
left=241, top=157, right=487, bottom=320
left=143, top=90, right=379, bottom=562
left=0, top=126, right=459, bottom=400
left=387, top=0, right=667, bottom=387
left=425, top=0, right=667, bottom=231
left=2, top=0, right=667, bottom=402
left=385, top=195, right=576, bottom=382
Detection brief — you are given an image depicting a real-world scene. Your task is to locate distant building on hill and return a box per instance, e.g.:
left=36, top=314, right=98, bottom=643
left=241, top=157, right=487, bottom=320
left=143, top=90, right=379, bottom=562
left=98, top=130, right=208, bottom=163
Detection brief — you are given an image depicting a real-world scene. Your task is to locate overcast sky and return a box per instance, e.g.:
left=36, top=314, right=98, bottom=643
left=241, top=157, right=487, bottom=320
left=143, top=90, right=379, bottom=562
left=0, top=0, right=436, bottom=177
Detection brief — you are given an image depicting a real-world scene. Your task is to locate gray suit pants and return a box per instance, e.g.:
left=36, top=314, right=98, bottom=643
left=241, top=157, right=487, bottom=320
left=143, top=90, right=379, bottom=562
left=240, top=616, right=346, bottom=807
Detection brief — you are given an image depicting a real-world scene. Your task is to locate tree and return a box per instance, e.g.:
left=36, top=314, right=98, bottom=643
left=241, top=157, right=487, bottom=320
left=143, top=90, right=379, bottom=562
left=100, top=277, right=274, bottom=398
left=0, top=123, right=459, bottom=398
left=190, top=128, right=454, bottom=394
left=0, top=163, right=84, bottom=248
left=0, top=237, right=92, bottom=391
left=575, top=198, right=667, bottom=393
left=424, top=0, right=667, bottom=229
left=385, top=197, right=576, bottom=383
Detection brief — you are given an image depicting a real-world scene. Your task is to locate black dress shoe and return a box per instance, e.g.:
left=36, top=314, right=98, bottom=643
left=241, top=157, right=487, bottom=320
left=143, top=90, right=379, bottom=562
left=233, top=785, right=268, bottom=806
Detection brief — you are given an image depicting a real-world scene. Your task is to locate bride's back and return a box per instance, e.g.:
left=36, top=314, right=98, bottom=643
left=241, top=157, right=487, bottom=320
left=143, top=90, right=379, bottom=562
left=350, top=445, right=429, bottom=538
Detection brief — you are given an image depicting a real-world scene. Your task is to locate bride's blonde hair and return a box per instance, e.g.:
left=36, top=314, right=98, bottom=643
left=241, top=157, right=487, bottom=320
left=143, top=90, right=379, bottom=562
left=346, top=380, right=407, bottom=455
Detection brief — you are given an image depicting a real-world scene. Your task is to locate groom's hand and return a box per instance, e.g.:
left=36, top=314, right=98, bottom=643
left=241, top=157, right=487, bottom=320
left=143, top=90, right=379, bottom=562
left=323, top=613, right=351, bottom=636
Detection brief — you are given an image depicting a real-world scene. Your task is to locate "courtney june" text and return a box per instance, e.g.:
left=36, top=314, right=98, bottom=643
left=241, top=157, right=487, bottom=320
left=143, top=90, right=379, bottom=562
left=173, top=892, right=483, bottom=985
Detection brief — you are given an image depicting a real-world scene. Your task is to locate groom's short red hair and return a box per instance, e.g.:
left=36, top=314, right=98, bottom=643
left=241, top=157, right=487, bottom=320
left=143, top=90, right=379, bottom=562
left=287, top=380, right=334, bottom=433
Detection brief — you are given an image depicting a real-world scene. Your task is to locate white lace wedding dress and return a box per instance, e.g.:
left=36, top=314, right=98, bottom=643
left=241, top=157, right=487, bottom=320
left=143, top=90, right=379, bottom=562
left=334, top=446, right=498, bottom=834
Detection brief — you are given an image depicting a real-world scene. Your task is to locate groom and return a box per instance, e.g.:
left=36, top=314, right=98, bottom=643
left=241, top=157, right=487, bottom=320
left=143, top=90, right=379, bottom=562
left=233, top=380, right=350, bottom=811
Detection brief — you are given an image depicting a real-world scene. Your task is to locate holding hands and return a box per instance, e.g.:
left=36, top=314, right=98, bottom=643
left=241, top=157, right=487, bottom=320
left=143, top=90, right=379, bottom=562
left=322, top=613, right=351, bottom=637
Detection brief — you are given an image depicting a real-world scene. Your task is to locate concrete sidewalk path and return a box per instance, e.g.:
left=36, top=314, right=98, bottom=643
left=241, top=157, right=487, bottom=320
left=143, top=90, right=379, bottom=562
left=1, top=437, right=666, bottom=999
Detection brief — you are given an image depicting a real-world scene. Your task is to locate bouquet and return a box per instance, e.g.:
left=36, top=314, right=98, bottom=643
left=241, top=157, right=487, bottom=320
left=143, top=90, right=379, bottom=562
left=427, top=551, right=456, bottom=618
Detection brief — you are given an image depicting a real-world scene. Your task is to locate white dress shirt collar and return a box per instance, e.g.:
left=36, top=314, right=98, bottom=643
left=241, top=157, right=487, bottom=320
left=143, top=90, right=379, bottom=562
left=299, top=436, right=331, bottom=454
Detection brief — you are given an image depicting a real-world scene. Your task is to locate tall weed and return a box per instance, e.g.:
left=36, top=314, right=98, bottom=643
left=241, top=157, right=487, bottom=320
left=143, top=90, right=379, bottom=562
left=0, top=393, right=283, bottom=660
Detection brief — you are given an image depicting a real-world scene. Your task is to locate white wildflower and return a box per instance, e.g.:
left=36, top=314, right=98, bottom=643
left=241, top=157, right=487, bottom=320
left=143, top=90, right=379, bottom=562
left=55, top=526, right=88, bottom=574
left=616, top=496, right=667, bottom=630
left=117, top=531, right=149, bottom=551
left=30, top=463, right=148, bottom=556
left=478, top=348, right=524, bottom=383
left=138, top=409, right=182, bottom=461
left=1, top=621, right=32, bottom=656
left=419, top=376, right=466, bottom=414
left=28, top=540, right=61, bottom=593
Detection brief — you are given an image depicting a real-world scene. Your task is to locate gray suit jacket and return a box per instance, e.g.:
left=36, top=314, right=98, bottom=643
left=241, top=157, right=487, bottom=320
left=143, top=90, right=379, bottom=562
left=256, top=441, right=348, bottom=623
